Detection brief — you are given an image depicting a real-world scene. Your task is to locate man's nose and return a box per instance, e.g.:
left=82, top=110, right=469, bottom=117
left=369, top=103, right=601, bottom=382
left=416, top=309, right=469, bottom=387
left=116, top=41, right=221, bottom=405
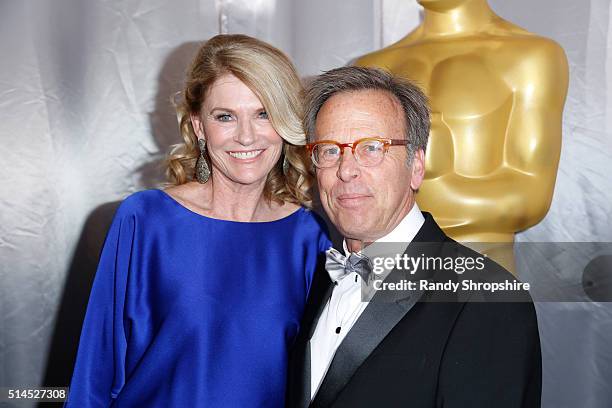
left=336, top=147, right=360, bottom=181
left=234, top=119, right=256, bottom=146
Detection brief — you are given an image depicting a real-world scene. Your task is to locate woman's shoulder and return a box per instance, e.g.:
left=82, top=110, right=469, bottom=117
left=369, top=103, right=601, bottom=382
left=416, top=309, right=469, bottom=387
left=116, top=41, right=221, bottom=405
left=114, top=189, right=170, bottom=218
left=291, top=206, right=332, bottom=248
left=295, top=206, right=326, bottom=229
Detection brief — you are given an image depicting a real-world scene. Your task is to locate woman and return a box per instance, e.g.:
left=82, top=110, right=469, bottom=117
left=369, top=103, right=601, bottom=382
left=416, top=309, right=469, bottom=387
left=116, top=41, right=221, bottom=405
left=66, top=34, right=330, bottom=407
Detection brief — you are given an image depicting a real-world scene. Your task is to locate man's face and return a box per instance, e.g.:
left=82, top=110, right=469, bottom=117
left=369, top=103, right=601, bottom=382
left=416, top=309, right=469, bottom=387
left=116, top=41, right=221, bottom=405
left=314, top=90, right=425, bottom=243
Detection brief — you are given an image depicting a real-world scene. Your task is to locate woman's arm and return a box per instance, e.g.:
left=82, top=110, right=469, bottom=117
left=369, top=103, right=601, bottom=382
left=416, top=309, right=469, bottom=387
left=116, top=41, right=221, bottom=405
left=65, top=208, right=135, bottom=407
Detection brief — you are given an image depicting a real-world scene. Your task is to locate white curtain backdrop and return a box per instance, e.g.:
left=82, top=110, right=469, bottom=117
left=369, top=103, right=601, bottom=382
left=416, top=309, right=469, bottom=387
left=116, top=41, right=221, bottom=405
left=1, top=1, right=610, bottom=407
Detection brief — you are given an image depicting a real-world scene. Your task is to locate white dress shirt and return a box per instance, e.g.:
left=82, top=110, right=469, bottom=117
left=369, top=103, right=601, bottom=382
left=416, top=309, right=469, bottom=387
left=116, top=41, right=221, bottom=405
left=309, top=204, right=425, bottom=400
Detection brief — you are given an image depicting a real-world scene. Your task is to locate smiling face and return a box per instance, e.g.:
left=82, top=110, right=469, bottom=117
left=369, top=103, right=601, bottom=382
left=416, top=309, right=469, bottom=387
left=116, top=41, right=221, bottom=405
left=191, top=73, right=283, bottom=187
left=314, top=90, right=425, bottom=243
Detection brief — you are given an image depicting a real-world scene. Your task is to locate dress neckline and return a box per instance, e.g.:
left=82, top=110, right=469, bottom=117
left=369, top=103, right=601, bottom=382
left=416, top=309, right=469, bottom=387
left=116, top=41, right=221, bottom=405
left=155, top=189, right=304, bottom=224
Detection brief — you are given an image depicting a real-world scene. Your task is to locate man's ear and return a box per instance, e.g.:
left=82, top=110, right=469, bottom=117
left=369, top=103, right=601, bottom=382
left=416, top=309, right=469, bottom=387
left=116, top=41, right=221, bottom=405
left=410, top=149, right=426, bottom=191
left=190, top=113, right=204, bottom=138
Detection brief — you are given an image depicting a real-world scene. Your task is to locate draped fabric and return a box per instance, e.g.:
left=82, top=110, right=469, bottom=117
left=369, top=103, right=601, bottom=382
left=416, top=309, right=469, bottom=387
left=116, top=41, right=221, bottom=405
left=65, top=190, right=330, bottom=407
left=1, top=1, right=610, bottom=407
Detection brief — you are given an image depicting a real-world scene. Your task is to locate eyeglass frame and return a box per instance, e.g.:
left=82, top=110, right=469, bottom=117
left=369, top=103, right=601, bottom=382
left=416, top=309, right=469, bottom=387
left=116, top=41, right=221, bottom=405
left=305, top=137, right=412, bottom=168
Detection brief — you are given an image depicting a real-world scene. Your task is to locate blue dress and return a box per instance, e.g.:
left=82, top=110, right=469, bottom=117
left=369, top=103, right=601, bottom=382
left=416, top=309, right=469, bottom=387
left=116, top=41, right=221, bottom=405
left=66, top=189, right=331, bottom=407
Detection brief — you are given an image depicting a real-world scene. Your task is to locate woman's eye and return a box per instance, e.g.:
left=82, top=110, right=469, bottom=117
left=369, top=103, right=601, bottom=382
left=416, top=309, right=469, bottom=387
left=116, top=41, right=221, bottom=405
left=216, top=113, right=232, bottom=122
left=258, top=110, right=269, bottom=120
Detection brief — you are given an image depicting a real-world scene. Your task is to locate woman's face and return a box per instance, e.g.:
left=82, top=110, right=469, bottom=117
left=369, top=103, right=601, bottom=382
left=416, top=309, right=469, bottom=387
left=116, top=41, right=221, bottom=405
left=191, top=73, right=283, bottom=188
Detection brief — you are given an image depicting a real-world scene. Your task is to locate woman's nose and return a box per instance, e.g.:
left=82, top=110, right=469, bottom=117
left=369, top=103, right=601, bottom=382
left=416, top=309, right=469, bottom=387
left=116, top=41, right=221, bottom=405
left=234, top=119, right=256, bottom=146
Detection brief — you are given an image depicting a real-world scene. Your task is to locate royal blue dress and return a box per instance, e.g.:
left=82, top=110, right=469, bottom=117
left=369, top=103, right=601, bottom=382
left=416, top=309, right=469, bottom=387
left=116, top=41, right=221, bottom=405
left=66, top=189, right=331, bottom=407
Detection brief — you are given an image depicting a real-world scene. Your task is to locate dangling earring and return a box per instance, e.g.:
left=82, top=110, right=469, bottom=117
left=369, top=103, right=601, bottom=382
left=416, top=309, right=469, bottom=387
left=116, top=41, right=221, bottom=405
left=282, top=145, right=290, bottom=176
left=196, top=138, right=211, bottom=183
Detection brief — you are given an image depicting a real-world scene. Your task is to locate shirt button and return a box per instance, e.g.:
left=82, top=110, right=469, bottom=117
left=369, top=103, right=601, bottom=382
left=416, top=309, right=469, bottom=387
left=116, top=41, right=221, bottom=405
left=335, top=327, right=341, bottom=334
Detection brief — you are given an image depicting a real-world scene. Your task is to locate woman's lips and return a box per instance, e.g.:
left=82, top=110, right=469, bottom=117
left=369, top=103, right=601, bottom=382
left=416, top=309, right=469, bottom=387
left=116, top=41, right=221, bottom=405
left=227, top=148, right=265, bottom=162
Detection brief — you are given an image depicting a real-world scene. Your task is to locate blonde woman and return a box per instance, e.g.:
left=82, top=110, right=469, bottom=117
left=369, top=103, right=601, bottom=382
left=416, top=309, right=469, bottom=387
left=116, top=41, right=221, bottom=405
left=66, top=35, right=330, bottom=407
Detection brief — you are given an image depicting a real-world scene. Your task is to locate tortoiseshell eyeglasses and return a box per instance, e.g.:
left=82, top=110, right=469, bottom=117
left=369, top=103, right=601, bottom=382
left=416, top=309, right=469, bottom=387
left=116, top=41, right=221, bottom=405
left=306, top=137, right=411, bottom=168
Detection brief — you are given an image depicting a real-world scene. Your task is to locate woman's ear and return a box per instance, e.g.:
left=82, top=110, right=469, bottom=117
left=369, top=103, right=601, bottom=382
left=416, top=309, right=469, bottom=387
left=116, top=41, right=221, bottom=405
left=190, top=113, right=204, bottom=139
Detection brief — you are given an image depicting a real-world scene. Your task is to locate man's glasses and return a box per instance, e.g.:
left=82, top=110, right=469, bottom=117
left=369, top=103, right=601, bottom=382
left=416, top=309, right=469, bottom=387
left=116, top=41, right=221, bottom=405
left=306, top=137, right=411, bottom=169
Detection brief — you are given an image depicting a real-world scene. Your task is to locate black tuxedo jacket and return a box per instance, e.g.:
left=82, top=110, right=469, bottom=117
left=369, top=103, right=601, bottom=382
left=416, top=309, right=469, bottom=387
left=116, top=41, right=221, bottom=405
left=286, top=213, right=541, bottom=408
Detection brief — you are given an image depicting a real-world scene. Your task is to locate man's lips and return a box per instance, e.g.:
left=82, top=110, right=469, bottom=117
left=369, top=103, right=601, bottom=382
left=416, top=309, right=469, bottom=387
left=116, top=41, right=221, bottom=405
left=335, top=193, right=372, bottom=207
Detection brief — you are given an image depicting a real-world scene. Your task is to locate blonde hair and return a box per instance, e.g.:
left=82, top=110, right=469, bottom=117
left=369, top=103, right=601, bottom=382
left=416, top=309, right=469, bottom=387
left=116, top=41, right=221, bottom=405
left=166, top=34, right=312, bottom=207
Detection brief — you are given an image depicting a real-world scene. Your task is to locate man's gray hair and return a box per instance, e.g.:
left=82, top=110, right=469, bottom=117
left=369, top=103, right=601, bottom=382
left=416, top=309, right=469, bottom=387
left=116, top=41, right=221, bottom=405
left=303, top=66, right=430, bottom=163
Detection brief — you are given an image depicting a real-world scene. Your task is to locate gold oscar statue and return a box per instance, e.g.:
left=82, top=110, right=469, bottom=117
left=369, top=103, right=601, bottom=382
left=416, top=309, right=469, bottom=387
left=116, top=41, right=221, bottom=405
left=356, top=0, right=569, bottom=273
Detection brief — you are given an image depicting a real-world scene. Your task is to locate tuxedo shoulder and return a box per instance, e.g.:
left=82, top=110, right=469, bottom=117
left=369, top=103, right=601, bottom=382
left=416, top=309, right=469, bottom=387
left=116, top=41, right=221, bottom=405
left=448, top=294, right=540, bottom=355
left=432, top=240, right=534, bottom=304
left=450, top=245, right=537, bottom=319
left=451, top=241, right=518, bottom=280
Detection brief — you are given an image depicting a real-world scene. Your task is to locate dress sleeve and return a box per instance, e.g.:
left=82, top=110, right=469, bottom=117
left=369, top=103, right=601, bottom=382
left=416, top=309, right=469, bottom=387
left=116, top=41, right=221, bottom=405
left=310, top=211, right=331, bottom=253
left=301, top=210, right=332, bottom=297
left=65, top=207, right=135, bottom=407
left=318, top=226, right=332, bottom=253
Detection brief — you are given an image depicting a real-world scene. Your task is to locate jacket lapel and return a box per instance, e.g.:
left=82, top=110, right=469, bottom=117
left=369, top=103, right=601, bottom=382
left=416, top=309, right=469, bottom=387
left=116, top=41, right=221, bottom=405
left=311, top=213, right=447, bottom=407
left=311, top=283, right=425, bottom=407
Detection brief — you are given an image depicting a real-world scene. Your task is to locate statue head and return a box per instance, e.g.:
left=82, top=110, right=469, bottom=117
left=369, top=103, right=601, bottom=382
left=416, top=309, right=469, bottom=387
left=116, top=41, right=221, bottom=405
left=417, top=0, right=487, bottom=13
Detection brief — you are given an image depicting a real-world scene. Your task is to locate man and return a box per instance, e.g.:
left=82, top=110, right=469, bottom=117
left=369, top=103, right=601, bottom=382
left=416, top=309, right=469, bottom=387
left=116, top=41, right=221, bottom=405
left=286, top=66, right=541, bottom=407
